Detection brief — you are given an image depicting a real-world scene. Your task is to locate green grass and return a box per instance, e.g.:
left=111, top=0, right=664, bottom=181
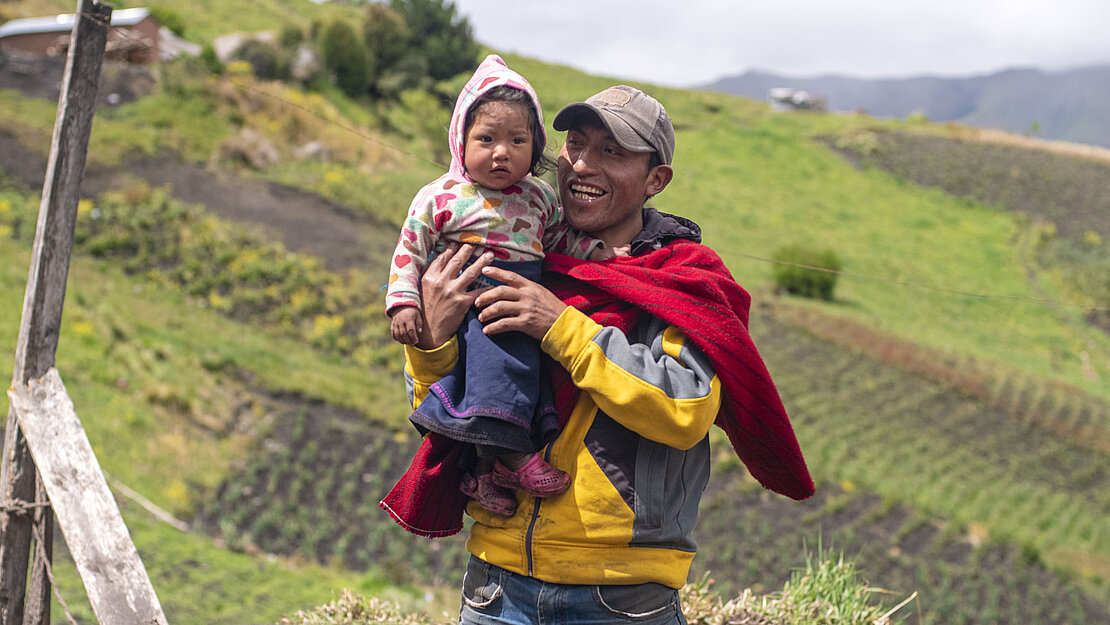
left=281, top=547, right=896, bottom=625
left=749, top=312, right=1110, bottom=595
left=0, top=207, right=421, bottom=622
left=7, top=30, right=1101, bottom=408
left=490, top=54, right=1110, bottom=401
left=44, top=500, right=434, bottom=625
left=3, top=4, right=1110, bottom=620
left=673, top=111, right=1108, bottom=399
left=0, top=236, right=408, bottom=517
left=109, top=0, right=362, bottom=44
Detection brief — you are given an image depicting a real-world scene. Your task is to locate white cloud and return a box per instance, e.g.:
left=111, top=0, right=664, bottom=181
left=452, top=0, right=1110, bottom=85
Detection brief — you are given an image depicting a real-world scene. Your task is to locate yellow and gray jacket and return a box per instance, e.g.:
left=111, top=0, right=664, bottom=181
left=403, top=208, right=721, bottom=589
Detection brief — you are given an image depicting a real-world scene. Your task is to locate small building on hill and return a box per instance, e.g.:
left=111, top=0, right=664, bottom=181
left=0, top=8, right=162, bottom=64
left=768, top=87, right=827, bottom=112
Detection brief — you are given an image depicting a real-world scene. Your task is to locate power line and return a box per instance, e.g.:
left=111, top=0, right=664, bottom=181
left=728, top=251, right=1110, bottom=313
left=79, top=13, right=449, bottom=170
left=226, top=75, right=448, bottom=170
left=84, top=18, right=1110, bottom=316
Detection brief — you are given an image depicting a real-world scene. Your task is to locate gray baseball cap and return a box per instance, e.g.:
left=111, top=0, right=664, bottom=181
left=553, top=85, right=675, bottom=165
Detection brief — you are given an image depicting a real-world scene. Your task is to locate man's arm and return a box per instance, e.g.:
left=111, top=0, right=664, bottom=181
left=476, top=267, right=720, bottom=449
left=542, top=307, right=720, bottom=449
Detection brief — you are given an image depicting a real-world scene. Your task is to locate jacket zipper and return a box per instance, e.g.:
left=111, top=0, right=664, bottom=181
left=524, top=442, right=555, bottom=577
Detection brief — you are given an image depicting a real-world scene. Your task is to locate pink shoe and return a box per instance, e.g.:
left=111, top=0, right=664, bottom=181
left=460, top=472, right=517, bottom=516
left=491, top=454, right=570, bottom=498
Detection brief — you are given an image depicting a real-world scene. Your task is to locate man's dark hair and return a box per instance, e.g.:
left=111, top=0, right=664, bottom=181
left=463, top=85, right=555, bottom=176
left=647, top=151, right=663, bottom=174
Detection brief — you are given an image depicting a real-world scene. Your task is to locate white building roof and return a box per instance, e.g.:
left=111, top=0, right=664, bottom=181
left=0, top=8, right=151, bottom=39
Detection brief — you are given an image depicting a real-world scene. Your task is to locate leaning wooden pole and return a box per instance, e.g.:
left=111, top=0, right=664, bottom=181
left=0, top=1, right=112, bottom=623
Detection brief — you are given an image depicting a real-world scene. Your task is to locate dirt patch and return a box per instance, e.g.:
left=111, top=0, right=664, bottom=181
left=0, top=130, right=396, bottom=273
left=0, top=53, right=70, bottom=101
left=0, top=130, right=44, bottom=193
left=82, top=153, right=398, bottom=272
left=0, top=53, right=155, bottom=107
left=1, top=54, right=396, bottom=273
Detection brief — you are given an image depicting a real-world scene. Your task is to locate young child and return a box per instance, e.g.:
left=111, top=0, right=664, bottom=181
left=385, top=55, right=616, bottom=517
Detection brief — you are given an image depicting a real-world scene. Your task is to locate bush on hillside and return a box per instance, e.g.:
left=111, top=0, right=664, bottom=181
left=363, top=3, right=430, bottom=97
left=772, top=244, right=842, bottom=300
left=1055, top=237, right=1110, bottom=322
left=233, top=39, right=291, bottom=81
left=320, top=19, right=372, bottom=97
left=363, top=3, right=409, bottom=71
left=71, top=185, right=391, bottom=364
left=388, top=0, right=478, bottom=81
left=374, top=53, right=431, bottom=99
left=149, top=7, right=185, bottom=37
left=198, top=43, right=224, bottom=75
left=278, top=23, right=305, bottom=50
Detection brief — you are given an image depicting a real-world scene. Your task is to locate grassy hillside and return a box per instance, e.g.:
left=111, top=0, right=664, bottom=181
left=1, top=2, right=1109, bottom=623
left=496, top=54, right=1110, bottom=402
left=0, top=0, right=361, bottom=43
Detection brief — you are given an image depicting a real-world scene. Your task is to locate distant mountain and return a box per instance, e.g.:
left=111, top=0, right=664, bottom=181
left=702, top=65, right=1110, bottom=148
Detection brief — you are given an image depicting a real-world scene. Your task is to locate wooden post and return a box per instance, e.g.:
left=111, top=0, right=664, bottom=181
left=21, top=481, right=51, bottom=625
left=0, top=1, right=112, bottom=623
left=8, top=370, right=168, bottom=625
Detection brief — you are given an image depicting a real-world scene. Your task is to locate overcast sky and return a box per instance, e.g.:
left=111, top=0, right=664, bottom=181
left=451, top=0, right=1110, bottom=86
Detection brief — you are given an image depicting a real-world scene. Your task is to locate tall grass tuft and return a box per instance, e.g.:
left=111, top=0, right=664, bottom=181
left=279, top=549, right=907, bottom=625
left=682, top=545, right=909, bottom=625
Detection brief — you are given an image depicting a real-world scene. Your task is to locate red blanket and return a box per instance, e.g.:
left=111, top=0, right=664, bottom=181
left=380, top=241, right=814, bottom=537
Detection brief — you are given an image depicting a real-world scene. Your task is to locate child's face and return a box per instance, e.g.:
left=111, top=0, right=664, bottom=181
left=463, top=101, right=533, bottom=190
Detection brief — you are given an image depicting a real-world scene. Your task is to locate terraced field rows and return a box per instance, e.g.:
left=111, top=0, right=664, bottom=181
left=198, top=394, right=472, bottom=586
left=198, top=309, right=1110, bottom=624
left=754, top=313, right=1110, bottom=576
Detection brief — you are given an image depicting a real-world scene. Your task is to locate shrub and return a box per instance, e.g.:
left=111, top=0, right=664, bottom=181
left=73, top=186, right=392, bottom=365
left=233, top=39, right=291, bottom=81
left=198, top=44, right=224, bottom=75
left=278, top=23, right=305, bottom=50
left=363, top=3, right=409, bottom=71
left=374, top=53, right=430, bottom=99
left=320, top=20, right=372, bottom=97
left=772, top=244, right=842, bottom=300
left=388, top=0, right=478, bottom=81
left=149, top=7, right=185, bottom=37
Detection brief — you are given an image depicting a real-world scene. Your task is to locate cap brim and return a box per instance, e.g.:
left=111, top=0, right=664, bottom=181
left=553, top=103, right=655, bottom=153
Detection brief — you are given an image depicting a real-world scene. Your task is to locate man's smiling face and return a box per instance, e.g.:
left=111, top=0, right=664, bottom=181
left=557, top=119, right=661, bottom=248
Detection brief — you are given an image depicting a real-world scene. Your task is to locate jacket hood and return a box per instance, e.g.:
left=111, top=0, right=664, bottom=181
left=447, top=54, right=546, bottom=183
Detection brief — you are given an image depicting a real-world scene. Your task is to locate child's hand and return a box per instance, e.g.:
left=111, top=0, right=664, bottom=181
left=390, top=306, right=423, bottom=345
left=588, top=244, right=631, bottom=261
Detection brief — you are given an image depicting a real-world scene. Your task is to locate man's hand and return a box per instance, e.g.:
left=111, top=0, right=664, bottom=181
left=475, top=267, right=568, bottom=340
left=416, top=244, right=494, bottom=349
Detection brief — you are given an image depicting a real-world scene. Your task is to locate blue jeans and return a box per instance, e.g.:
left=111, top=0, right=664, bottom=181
left=410, top=257, right=557, bottom=453
left=459, top=556, right=688, bottom=625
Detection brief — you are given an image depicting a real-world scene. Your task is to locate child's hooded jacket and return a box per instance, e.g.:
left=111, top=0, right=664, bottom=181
left=386, top=54, right=591, bottom=314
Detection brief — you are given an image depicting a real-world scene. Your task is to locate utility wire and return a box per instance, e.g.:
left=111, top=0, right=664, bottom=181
left=84, top=18, right=1110, bottom=316
left=729, top=251, right=1110, bottom=313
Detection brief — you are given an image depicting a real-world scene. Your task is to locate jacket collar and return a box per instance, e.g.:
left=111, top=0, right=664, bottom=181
left=630, top=206, right=702, bottom=255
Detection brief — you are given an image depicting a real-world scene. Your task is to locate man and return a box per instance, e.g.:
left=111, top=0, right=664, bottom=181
left=394, top=86, right=812, bottom=624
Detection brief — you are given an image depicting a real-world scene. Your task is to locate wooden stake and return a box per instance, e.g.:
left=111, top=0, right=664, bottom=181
left=0, top=1, right=112, bottom=623
left=9, top=370, right=167, bottom=625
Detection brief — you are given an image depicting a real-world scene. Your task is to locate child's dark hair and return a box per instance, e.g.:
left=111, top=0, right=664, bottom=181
left=464, top=85, right=555, bottom=176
